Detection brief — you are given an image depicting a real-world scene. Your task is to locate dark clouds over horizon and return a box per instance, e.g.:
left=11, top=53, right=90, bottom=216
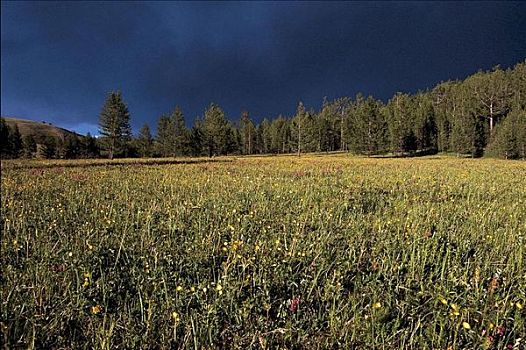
left=2, top=1, right=525, bottom=135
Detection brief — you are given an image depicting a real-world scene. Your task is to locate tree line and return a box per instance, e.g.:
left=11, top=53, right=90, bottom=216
left=2, top=61, right=525, bottom=160
left=0, top=119, right=99, bottom=159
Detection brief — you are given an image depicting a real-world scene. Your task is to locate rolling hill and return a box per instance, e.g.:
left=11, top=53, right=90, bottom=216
left=2, top=117, right=81, bottom=142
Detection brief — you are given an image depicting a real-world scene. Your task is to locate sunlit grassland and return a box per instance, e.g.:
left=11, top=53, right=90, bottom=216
left=1, top=155, right=525, bottom=349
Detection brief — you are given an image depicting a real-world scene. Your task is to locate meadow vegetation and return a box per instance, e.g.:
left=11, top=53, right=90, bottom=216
left=1, top=154, right=525, bottom=349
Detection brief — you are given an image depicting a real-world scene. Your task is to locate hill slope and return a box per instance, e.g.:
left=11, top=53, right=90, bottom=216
left=2, top=117, right=81, bottom=141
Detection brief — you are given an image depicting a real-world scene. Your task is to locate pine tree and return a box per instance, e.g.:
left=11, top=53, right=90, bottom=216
left=240, top=111, right=256, bottom=155
left=260, top=119, right=272, bottom=154
left=202, top=103, right=229, bottom=157
left=171, top=107, right=188, bottom=156
left=510, top=61, right=526, bottom=109
left=432, top=81, right=458, bottom=152
left=349, top=95, right=388, bottom=155
left=98, top=91, right=131, bottom=159
left=269, top=116, right=287, bottom=153
left=8, top=124, right=23, bottom=158
left=80, top=133, right=100, bottom=158
left=292, top=102, right=306, bottom=156
left=156, top=114, right=173, bottom=157
left=137, top=123, right=154, bottom=157
left=318, top=99, right=339, bottom=152
left=466, top=66, right=512, bottom=134
left=189, top=118, right=204, bottom=156
left=413, top=94, right=438, bottom=152
left=1, top=118, right=12, bottom=158
left=22, top=135, right=37, bottom=158
left=37, top=136, right=56, bottom=159
left=62, top=134, right=80, bottom=159
left=387, top=93, right=417, bottom=154
left=487, top=106, right=526, bottom=159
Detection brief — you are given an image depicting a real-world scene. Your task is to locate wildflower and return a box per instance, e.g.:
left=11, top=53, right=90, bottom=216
left=488, top=276, right=499, bottom=294
left=83, top=272, right=91, bottom=287
left=450, top=303, right=460, bottom=316
left=215, top=284, right=222, bottom=292
left=495, top=325, right=505, bottom=337
left=516, top=302, right=523, bottom=310
left=439, top=297, right=448, bottom=305
left=172, top=311, right=180, bottom=322
left=462, top=322, right=471, bottom=330
left=373, top=302, right=382, bottom=309
left=289, top=297, right=300, bottom=313
left=91, top=305, right=102, bottom=315
left=176, top=285, right=183, bottom=292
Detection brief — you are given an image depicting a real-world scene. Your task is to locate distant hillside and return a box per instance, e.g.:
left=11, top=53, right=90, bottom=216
left=2, top=117, right=81, bottom=142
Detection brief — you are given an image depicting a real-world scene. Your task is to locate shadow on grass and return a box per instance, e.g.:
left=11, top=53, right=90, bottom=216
left=369, top=149, right=441, bottom=159
left=1, top=157, right=233, bottom=170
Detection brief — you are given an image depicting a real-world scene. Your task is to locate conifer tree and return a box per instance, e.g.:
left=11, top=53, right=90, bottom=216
left=156, top=114, right=173, bottom=157
left=22, top=135, right=37, bottom=158
left=349, top=95, right=388, bottom=154
left=387, top=93, right=416, bottom=153
left=137, top=123, right=154, bottom=157
left=171, top=107, right=188, bottom=156
left=189, top=118, right=204, bottom=156
left=269, top=116, right=287, bottom=153
left=80, top=133, right=100, bottom=158
left=202, top=103, right=229, bottom=157
left=466, top=66, right=511, bottom=134
left=240, top=111, right=256, bottom=155
left=413, top=94, right=438, bottom=152
left=292, top=102, right=306, bottom=156
left=487, top=106, right=526, bottom=159
left=8, top=124, right=23, bottom=158
left=0, top=118, right=12, bottom=158
left=98, top=91, right=131, bottom=159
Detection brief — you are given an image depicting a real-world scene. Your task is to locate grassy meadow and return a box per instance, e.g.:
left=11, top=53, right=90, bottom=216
left=1, top=154, right=525, bottom=349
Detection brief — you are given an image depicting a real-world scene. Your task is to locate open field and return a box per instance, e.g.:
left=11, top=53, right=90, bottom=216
left=1, top=155, right=525, bottom=349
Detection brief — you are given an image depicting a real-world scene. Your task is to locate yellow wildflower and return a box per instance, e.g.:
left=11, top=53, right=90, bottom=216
left=450, top=303, right=460, bottom=316
left=91, top=305, right=102, bottom=315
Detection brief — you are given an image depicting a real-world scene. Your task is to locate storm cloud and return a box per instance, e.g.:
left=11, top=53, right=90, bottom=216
left=2, top=1, right=525, bottom=135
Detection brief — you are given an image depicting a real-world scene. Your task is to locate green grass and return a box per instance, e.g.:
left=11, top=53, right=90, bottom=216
left=1, top=155, right=525, bottom=349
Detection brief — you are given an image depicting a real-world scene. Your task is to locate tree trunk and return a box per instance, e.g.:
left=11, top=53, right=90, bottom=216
left=489, top=103, right=494, bottom=133
left=109, top=137, right=115, bottom=159
left=248, top=127, right=251, bottom=155
left=297, top=122, right=301, bottom=156
left=340, top=111, right=345, bottom=151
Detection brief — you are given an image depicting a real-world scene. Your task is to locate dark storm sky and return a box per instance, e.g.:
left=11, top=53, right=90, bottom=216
left=1, top=1, right=525, bottom=135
